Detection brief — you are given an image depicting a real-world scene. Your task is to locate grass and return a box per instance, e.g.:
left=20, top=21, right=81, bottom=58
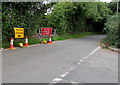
left=52, top=36, right=64, bottom=41
left=2, top=32, right=98, bottom=49
left=51, top=32, right=98, bottom=41
left=61, top=32, right=97, bottom=40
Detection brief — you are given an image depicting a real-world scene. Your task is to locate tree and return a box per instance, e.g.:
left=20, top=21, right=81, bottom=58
left=46, top=2, right=112, bottom=35
left=109, top=1, right=120, bottom=14
left=2, top=2, right=51, bottom=41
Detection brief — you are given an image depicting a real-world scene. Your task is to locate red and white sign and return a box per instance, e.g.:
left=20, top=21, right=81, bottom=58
left=41, top=28, right=52, bottom=35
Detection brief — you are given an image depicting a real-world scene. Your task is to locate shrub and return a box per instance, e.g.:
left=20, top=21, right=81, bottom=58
left=2, top=43, right=9, bottom=48
left=14, top=39, right=25, bottom=47
left=104, top=14, right=120, bottom=48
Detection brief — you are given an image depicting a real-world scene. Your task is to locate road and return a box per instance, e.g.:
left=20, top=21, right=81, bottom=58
left=2, top=35, right=118, bottom=83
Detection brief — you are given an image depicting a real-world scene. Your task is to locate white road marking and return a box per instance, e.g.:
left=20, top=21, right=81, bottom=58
left=83, top=57, right=88, bottom=59
left=80, top=60, right=83, bottom=62
left=71, top=81, right=80, bottom=83
left=82, top=46, right=100, bottom=60
left=52, top=78, right=62, bottom=83
left=60, top=72, right=69, bottom=77
left=50, top=46, right=100, bottom=83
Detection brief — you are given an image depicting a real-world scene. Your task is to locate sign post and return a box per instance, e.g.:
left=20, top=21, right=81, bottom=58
left=40, top=27, right=53, bottom=44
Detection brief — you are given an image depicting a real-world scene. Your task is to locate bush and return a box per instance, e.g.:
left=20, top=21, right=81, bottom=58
left=14, top=39, right=25, bottom=47
left=2, top=43, right=9, bottom=48
left=104, top=14, right=120, bottom=48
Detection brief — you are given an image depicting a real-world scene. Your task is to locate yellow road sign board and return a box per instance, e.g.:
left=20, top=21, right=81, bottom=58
left=14, top=28, right=24, bottom=38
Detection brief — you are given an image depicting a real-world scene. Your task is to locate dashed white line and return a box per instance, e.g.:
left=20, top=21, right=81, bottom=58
left=50, top=46, right=100, bottom=83
left=60, top=72, right=69, bottom=77
left=71, top=81, right=80, bottom=83
left=51, top=78, right=62, bottom=83
left=80, top=59, right=83, bottom=62
left=83, top=57, right=88, bottom=59
left=83, top=46, right=100, bottom=60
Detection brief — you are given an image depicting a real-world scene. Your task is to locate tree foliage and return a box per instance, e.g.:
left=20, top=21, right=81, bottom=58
left=2, top=2, right=52, bottom=41
left=109, top=1, right=120, bottom=14
left=2, top=2, right=113, bottom=47
left=46, top=2, right=112, bottom=35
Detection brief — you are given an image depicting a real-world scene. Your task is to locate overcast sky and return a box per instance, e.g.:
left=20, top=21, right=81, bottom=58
left=46, top=0, right=113, bottom=3
left=100, top=0, right=112, bottom=2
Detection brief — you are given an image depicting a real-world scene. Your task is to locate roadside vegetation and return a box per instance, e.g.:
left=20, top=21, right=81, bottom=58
left=1, top=1, right=120, bottom=49
left=103, top=2, right=120, bottom=48
left=103, top=14, right=120, bottom=48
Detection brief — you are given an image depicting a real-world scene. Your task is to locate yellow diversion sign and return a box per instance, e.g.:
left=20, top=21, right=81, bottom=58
left=14, top=28, right=24, bottom=38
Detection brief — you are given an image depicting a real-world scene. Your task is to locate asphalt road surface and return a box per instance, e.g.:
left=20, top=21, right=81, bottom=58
left=2, top=35, right=118, bottom=83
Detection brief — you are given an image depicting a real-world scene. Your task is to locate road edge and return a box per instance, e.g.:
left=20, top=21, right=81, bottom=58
left=99, top=42, right=120, bottom=53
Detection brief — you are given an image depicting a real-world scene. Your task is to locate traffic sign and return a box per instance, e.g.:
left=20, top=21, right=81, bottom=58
left=41, top=28, right=52, bottom=35
left=14, top=28, right=24, bottom=38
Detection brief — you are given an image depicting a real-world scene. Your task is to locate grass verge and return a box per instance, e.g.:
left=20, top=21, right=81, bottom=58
left=2, top=32, right=98, bottom=49
left=52, top=32, right=98, bottom=41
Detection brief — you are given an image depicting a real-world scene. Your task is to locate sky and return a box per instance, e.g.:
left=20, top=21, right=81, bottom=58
left=44, top=0, right=113, bottom=3
left=100, top=0, right=112, bottom=2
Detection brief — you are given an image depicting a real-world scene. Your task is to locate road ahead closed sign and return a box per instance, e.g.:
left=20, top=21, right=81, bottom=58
left=14, top=28, right=24, bottom=38
left=41, top=28, right=52, bottom=35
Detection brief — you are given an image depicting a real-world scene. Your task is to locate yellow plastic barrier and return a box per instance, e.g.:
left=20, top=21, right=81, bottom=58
left=19, top=43, right=24, bottom=47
